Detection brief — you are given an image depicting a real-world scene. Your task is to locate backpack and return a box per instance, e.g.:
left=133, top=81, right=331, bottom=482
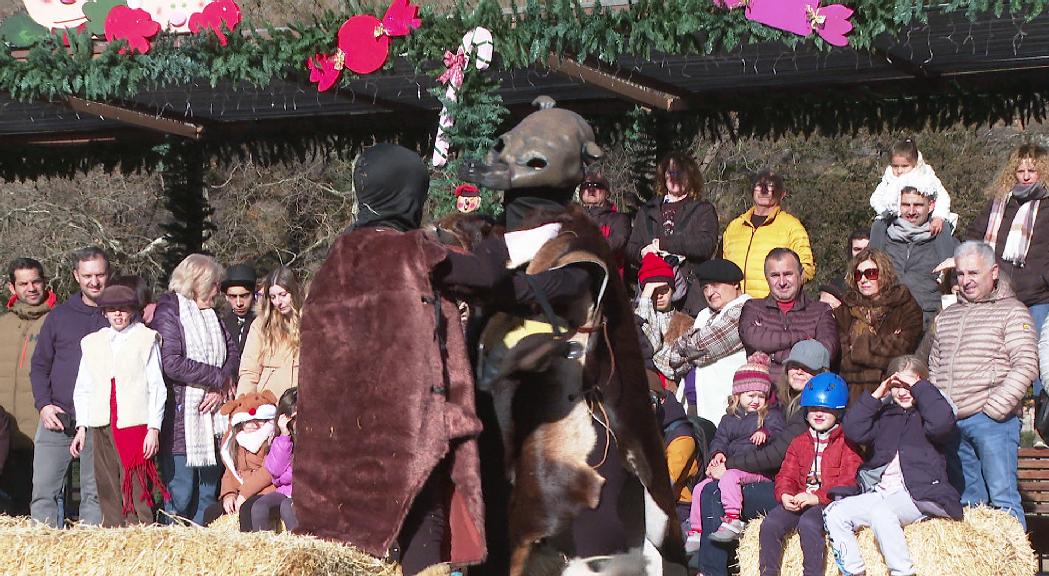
left=664, top=414, right=716, bottom=495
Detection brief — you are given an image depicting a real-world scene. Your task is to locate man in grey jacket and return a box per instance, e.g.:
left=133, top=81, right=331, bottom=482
left=930, top=241, right=1038, bottom=528
left=869, top=184, right=958, bottom=327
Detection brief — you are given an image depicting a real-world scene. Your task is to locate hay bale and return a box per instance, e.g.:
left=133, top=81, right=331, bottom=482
left=0, top=515, right=401, bottom=575
left=737, top=506, right=1035, bottom=576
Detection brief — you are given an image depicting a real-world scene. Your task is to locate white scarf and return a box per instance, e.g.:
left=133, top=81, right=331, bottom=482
left=176, top=293, right=228, bottom=467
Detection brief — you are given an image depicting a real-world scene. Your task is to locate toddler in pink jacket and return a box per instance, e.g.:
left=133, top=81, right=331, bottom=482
left=250, top=387, right=297, bottom=531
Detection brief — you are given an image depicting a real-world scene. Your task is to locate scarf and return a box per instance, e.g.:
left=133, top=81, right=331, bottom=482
left=885, top=217, right=934, bottom=244
left=176, top=293, right=227, bottom=467
left=806, top=424, right=838, bottom=492
left=6, top=291, right=57, bottom=319
left=352, top=144, right=429, bottom=232
left=109, top=378, right=170, bottom=515
left=984, top=183, right=1047, bottom=267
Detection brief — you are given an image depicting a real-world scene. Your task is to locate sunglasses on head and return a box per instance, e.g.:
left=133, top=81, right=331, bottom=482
left=853, top=268, right=880, bottom=282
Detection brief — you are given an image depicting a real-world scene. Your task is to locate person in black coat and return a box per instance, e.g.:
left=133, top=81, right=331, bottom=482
left=626, top=152, right=719, bottom=315
left=578, top=172, right=632, bottom=268
left=824, top=354, right=961, bottom=576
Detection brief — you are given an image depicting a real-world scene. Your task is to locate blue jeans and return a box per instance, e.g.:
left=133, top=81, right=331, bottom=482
left=159, top=453, right=222, bottom=526
left=947, top=413, right=1025, bottom=529
left=695, top=480, right=777, bottom=576
left=1030, top=303, right=1049, bottom=396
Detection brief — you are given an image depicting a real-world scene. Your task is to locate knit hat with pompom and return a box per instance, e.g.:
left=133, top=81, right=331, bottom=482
left=732, top=352, right=772, bottom=396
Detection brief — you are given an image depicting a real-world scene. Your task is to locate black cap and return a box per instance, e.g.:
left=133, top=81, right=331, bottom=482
left=695, top=259, right=743, bottom=284
left=221, top=264, right=257, bottom=291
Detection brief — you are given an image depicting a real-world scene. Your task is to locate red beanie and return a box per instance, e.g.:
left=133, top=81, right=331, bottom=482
left=638, top=253, right=674, bottom=287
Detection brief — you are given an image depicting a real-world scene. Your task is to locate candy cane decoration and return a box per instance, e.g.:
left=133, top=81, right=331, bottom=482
left=432, top=27, right=494, bottom=167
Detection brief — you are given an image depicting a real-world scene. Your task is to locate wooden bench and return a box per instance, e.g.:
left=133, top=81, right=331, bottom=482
left=1019, top=448, right=1049, bottom=559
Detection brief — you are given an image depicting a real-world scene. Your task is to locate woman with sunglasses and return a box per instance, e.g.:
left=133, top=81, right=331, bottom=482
left=626, top=152, right=720, bottom=315
left=833, top=247, right=924, bottom=404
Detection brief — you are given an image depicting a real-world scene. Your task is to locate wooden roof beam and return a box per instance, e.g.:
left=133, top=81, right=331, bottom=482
left=870, top=44, right=941, bottom=81
left=545, top=54, right=690, bottom=112
left=65, top=96, right=204, bottom=139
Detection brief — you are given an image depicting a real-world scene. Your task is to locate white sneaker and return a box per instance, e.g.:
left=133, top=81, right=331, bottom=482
left=684, top=530, right=703, bottom=553
left=708, top=518, right=745, bottom=542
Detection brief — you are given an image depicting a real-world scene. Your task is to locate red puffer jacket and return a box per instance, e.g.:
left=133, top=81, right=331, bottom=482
left=774, top=425, right=862, bottom=505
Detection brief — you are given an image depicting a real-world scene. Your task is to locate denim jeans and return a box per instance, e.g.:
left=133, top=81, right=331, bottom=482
left=695, top=480, right=777, bottom=576
left=159, top=453, right=222, bottom=526
left=947, top=412, right=1025, bottom=528
left=1029, top=303, right=1049, bottom=396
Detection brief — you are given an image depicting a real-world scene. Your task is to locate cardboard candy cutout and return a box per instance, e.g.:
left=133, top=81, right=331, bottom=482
left=17, top=0, right=240, bottom=53
left=454, top=184, right=481, bottom=214
left=21, top=0, right=89, bottom=30
left=128, top=0, right=207, bottom=31
left=307, top=0, right=421, bottom=92
left=717, top=0, right=854, bottom=47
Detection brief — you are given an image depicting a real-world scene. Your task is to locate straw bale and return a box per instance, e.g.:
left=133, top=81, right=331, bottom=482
left=736, top=506, right=1035, bottom=576
left=0, top=515, right=401, bottom=576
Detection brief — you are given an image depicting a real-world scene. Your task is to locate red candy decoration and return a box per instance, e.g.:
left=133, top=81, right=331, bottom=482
left=189, top=0, right=242, bottom=46
left=338, top=15, right=390, bottom=75
left=104, top=6, right=161, bottom=54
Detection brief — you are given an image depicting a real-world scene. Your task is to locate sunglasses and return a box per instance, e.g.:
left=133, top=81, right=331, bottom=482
left=666, top=169, right=683, bottom=180
left=853, top=268, right=880, bottom=282
left=581, top=182, right=607, bottom=191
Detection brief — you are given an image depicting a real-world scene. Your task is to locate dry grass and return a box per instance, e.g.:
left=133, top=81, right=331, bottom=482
left=0, top=515, right=402, bottom=576
left=737, top=506, right=1035, bottom=576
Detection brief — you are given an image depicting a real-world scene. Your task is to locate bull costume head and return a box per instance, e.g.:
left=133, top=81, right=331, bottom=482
left=463, top=98, right=686, bottom=575
left=460, top=96, right=604, bottom=230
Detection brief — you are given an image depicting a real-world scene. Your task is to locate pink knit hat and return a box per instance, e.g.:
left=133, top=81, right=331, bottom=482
left=732, top=352, right=772, bottom=396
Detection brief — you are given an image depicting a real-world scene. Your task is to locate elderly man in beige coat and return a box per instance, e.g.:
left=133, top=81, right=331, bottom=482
left=930, top=241, right=1039, bottom=528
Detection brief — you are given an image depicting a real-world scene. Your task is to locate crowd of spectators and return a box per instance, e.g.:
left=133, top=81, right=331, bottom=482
left=0, top=139, right=1046, bottom=576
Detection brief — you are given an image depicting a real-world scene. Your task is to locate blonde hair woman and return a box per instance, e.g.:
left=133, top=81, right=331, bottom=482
left=236, top=267, right=303, bottom=397
left=151, top=253, right=237, bottom=525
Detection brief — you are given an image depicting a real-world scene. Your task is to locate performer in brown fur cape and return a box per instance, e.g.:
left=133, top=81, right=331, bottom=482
left=294, top=143, right=565, bottom=575
left=461, top=98, right=687, bottom=575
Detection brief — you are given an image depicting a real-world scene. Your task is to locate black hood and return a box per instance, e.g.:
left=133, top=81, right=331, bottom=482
left=353, top=144, right=429, bottom=232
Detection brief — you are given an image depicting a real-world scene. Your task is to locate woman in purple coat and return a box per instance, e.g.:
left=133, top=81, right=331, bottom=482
left=152, top=254, right=239, bottom=525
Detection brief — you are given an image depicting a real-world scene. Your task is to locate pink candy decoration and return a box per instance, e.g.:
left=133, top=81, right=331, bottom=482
left=717, top=0, right=854, bottom=47
left=104, top=6, right=161, bottom=54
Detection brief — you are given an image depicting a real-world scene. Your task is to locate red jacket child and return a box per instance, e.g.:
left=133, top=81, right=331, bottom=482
left=774, top=425, right=862, bottom=505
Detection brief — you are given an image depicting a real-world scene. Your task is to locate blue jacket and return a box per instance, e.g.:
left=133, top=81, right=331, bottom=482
left=709, top=405, right=786, bottom=459
left=30, top=292, right=108, bottom=416
left=843, top=380, right=963, bottom=519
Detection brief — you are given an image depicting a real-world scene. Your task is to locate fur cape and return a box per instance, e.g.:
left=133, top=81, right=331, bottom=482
left=485, top=205, right=686, bottom=574
left=294, top=227, right=485, bottom=565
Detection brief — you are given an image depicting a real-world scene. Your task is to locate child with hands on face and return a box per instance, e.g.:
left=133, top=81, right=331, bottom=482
left=250, top=387, right=299, bottom=532
left=201, top=391, right=279, bottom=529
left=70, top=284, right=169, bottom=526
left=758, top=372, right=863, bottom=576
left=684, top=352, right=785, bottom=551
left=824, top=356, right=961, bottom=576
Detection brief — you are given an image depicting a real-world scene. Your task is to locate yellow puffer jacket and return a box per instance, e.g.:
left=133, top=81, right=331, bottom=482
left=722, top=206, right=816, bottom=298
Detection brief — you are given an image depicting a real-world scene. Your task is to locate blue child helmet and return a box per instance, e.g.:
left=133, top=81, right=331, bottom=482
left=799, top=372, right=849, bottom=410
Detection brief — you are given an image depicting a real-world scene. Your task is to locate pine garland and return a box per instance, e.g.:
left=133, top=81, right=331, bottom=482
left=3, top=0, right=1048, bottom=103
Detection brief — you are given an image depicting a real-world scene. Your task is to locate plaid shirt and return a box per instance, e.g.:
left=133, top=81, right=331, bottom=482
left=656, top=294, right=749, bottom=380
left=636, top=297, right=675, bottom=362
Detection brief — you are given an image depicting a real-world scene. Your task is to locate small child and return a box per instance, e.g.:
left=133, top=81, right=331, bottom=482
left=825, top=355, right=961, bottom=576
left=870, top=138, right=956, bottom=234
left=202, top=391, right=279, bottom=529
left=758, top=372, right=863, bottom=576
left=684, top=352, right=785, bottom=550
left=70, top=284, right=169, bottom=526
left=252, top=387, right=298, bottom=531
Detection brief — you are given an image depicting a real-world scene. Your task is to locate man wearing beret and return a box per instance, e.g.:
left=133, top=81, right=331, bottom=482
left=657, top=259, right=751, bottom=425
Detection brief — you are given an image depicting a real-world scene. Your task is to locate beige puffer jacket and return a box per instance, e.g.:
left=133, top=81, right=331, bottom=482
left=930, top=279, right=1039, bottom=420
